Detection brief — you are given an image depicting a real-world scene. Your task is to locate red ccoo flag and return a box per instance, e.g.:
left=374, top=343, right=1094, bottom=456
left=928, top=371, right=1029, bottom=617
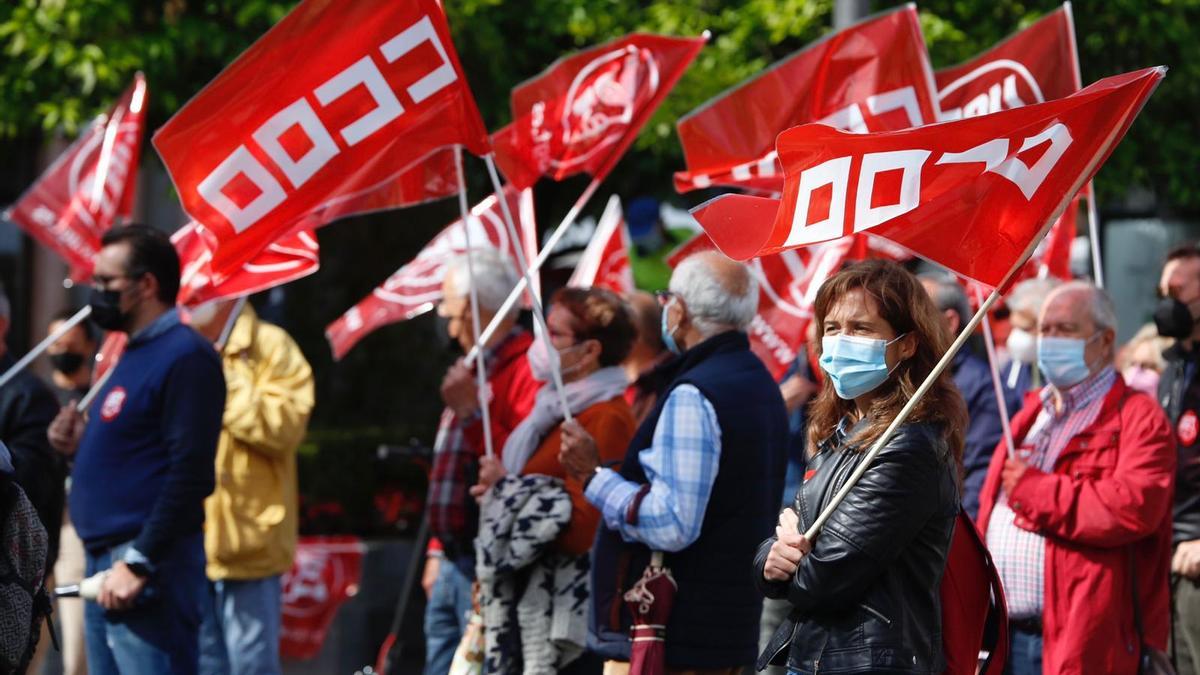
left=491, top=33, right=706, bottom=190
left=674, top=5, right=938, bottom=194
left=5, top=74, right=148, bottom=281
left=936, top=3, right=1081, bottom=121
left=667, top=232, right=858, bottom=379
left=691, top=68, right=1164, bottom=289
left=567, top=195, right=634, bottom=294
left=173, top=221, right=319, bottom=308
left=153, top=0, right=489, bottom=285
left=325, top=187, right=536, bottom=360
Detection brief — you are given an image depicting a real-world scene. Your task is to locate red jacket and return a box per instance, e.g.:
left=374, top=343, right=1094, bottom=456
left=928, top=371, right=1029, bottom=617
left=977, top=376, right=1175, bottom=675
left=460, top=330, right=539, bottom=457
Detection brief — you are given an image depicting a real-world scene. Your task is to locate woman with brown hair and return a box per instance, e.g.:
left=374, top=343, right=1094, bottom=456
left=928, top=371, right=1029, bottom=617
left=471, top=287, right=637, bottom=674
left=753, top=259, right=967, bottom=674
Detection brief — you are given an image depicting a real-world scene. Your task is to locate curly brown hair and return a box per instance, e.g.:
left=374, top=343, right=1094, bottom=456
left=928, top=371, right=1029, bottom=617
left=806, top=260, right=967, bottom=475
left=550, top=287, right=637, bottom=367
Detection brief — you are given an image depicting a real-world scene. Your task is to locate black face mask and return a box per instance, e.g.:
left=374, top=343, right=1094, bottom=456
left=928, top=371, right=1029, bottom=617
left=49, top=352, right=86, bottom=375
left=1155, top=297, right=1196, bottom=339
left=89, top=287, right=129, bottom=332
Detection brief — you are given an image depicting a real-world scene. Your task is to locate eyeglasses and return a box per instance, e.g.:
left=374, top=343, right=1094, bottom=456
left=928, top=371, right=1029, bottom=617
left=654, top=290, right=675, bottom=305
left=90, top=273, right=139, bottom=290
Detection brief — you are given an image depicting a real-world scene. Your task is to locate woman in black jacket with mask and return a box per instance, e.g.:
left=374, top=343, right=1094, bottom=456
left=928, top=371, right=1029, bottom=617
left=754, top=260, right=967, bottom=674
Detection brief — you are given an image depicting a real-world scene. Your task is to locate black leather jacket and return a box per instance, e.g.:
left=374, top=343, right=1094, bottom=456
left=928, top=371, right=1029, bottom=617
left=753, top=420, right=958, bottom=674
left=1160, top=343, right=1200, bottom=543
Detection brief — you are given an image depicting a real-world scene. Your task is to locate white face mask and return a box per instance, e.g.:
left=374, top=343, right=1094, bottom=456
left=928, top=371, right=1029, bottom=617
left=526, top=339, right=588, bottom=382
left=1006, top=327, right=1037, bottom=365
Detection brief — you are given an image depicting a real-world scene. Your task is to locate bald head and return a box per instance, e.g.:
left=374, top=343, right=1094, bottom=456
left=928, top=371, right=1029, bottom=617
left=669, top=251, right=758, bottom=336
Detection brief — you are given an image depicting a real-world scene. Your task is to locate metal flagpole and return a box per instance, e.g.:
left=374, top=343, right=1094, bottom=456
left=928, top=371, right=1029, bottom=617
left=973, top=287, right=1018, bottom=459
left=76, top=364, right=116, bottom=413
left=454, top=147, right=497, bottom=458
left=464, top=176, right=602, bottom=367
left=214, top=296, right=248, bottom=352
left=1086, top=193, right=1105, bottom=288
left=0, top=305, right=92, bottom=391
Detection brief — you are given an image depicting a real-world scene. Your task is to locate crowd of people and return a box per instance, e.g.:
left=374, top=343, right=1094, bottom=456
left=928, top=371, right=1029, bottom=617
left=2, top=224, right=1200, bottom=675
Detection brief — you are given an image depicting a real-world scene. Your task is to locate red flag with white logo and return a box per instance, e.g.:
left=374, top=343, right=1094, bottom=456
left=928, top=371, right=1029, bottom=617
left=691, top=68, right=1164, bottom=289
left=667, top=233, right=857, bottom=380
left=173, top=221, right=319, bottom=308
left=936, top=4, right=1080, bottom=121
left=152, top=0, right=489, bottom=285
left=674, top=6, right=938, bottom=194
left=4, top=74, right=148, bottom=281
left=325, top=187, right=536, bottom=360
left=567, top=195, right=634, bottom=294
left=281, top=536, right=365, bottom=660
left=492, top=33, right=706, bottom=189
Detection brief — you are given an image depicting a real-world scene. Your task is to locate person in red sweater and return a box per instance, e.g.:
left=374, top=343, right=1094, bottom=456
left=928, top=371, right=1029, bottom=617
left=422, top=249, right=539, bottom=675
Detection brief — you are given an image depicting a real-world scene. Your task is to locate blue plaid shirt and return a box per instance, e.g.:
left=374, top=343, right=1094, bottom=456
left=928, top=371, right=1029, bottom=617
left=584, top=384, right=722, bottom=552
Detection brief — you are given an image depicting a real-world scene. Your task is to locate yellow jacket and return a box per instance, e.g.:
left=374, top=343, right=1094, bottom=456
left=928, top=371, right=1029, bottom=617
left=204, top=305, right=314, bottom=580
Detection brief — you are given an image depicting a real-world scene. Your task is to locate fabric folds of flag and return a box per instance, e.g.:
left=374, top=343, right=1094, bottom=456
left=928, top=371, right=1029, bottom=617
left=491, top=33, right=706, bottom=190
left=691, top=67, right=1164, bottom=290
left=153, top=0, right=489, bottom=283
left=173, top=221, right=320, bottom=308
left=325, top=187, right=536, bottom=360
left=673, top=5, right=938, bottom=194
left=4, top=74, right=148, bottom=281
left=567, top=195, right=634, bottom=294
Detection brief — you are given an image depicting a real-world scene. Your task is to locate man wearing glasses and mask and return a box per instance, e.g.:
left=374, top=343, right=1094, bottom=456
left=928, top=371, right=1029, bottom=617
left=47, top=224, right=225, bottom=675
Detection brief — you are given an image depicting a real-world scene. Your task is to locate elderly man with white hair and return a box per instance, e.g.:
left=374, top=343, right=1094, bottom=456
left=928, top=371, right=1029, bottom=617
left=976, top=281, right=1176, bottom=675
left=560, top=251, right=789, bottom=674
left=422, top=248, right=541, bottom=675
left=1004, top=276, right=1063, bottom=395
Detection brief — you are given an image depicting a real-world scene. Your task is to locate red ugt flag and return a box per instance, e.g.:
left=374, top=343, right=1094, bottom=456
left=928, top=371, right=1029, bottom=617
left=937, top=3, right=1083, bottom=285
left=936, top=3, right=1081, bottom=120
left=5, top=74, right=148, bottom=281
left=567, top=195, right=634, bottom=294
left=668, top=233, right=858, bottom=380
left=492, top=33, right=706, bottom=189
left=325, top=187, right=536, bottom=360
left=691, top=68, right=1164, bottom=289
left=173, top=221, right=319, bottom=308
left=153, top=0, right=489, bottom=285
left=674, top=6, right=938, bottom=194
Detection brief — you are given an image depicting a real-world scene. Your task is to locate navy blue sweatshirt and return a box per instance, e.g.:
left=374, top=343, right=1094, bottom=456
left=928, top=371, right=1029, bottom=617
left=70, top=311, right=225, bottom=563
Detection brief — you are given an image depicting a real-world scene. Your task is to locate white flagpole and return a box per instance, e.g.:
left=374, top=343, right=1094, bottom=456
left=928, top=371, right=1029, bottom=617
left=214, top=296, right=248, bottom=352
left=464, top=176, right=602, bottom=367
left=973, top=287, right=1018, bottom=459
left=76, top=364, right=116, bottom=413
left=1086, top=194, right=1105, bottom=287
left=454, top=147, right=497, bottom=458
left=0, top=306, right=92, bottom=391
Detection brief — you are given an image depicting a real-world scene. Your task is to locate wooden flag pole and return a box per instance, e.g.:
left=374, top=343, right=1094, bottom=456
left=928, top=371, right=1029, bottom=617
left=454, top=147, right=497, bottom=458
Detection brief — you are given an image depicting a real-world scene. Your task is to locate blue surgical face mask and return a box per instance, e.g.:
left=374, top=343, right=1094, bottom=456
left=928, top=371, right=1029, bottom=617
left=819, top=333, right=906, bottom=400
left=661, top=297, right=682, bottom=356
left=1037, top=333, right=1102, bottom=389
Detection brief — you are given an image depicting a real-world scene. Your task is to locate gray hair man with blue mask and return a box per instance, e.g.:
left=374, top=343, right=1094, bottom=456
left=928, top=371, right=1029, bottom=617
left=979, top=280, right=1177, bottom=674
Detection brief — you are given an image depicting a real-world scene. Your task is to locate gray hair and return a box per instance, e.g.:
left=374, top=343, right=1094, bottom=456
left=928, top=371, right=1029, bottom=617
left=918, top=272, right=970, bottom=329
left=444, top=248, right=520, bottom=315
left=1047, top=280, right=1118, bottom=332
left=669, top=252, right=758, bottom=335
left=1008, top=277, right=1062, bottom=316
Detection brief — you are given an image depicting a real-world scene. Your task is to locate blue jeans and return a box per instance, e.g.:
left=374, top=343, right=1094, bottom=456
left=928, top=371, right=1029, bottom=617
left=423, top=556, right=474, bottom=675
left=1006, top=625, right=1044, bottom=675
left=199, top=576, right=283, bottom=675
left=84, top=535, right=207, bottom=675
